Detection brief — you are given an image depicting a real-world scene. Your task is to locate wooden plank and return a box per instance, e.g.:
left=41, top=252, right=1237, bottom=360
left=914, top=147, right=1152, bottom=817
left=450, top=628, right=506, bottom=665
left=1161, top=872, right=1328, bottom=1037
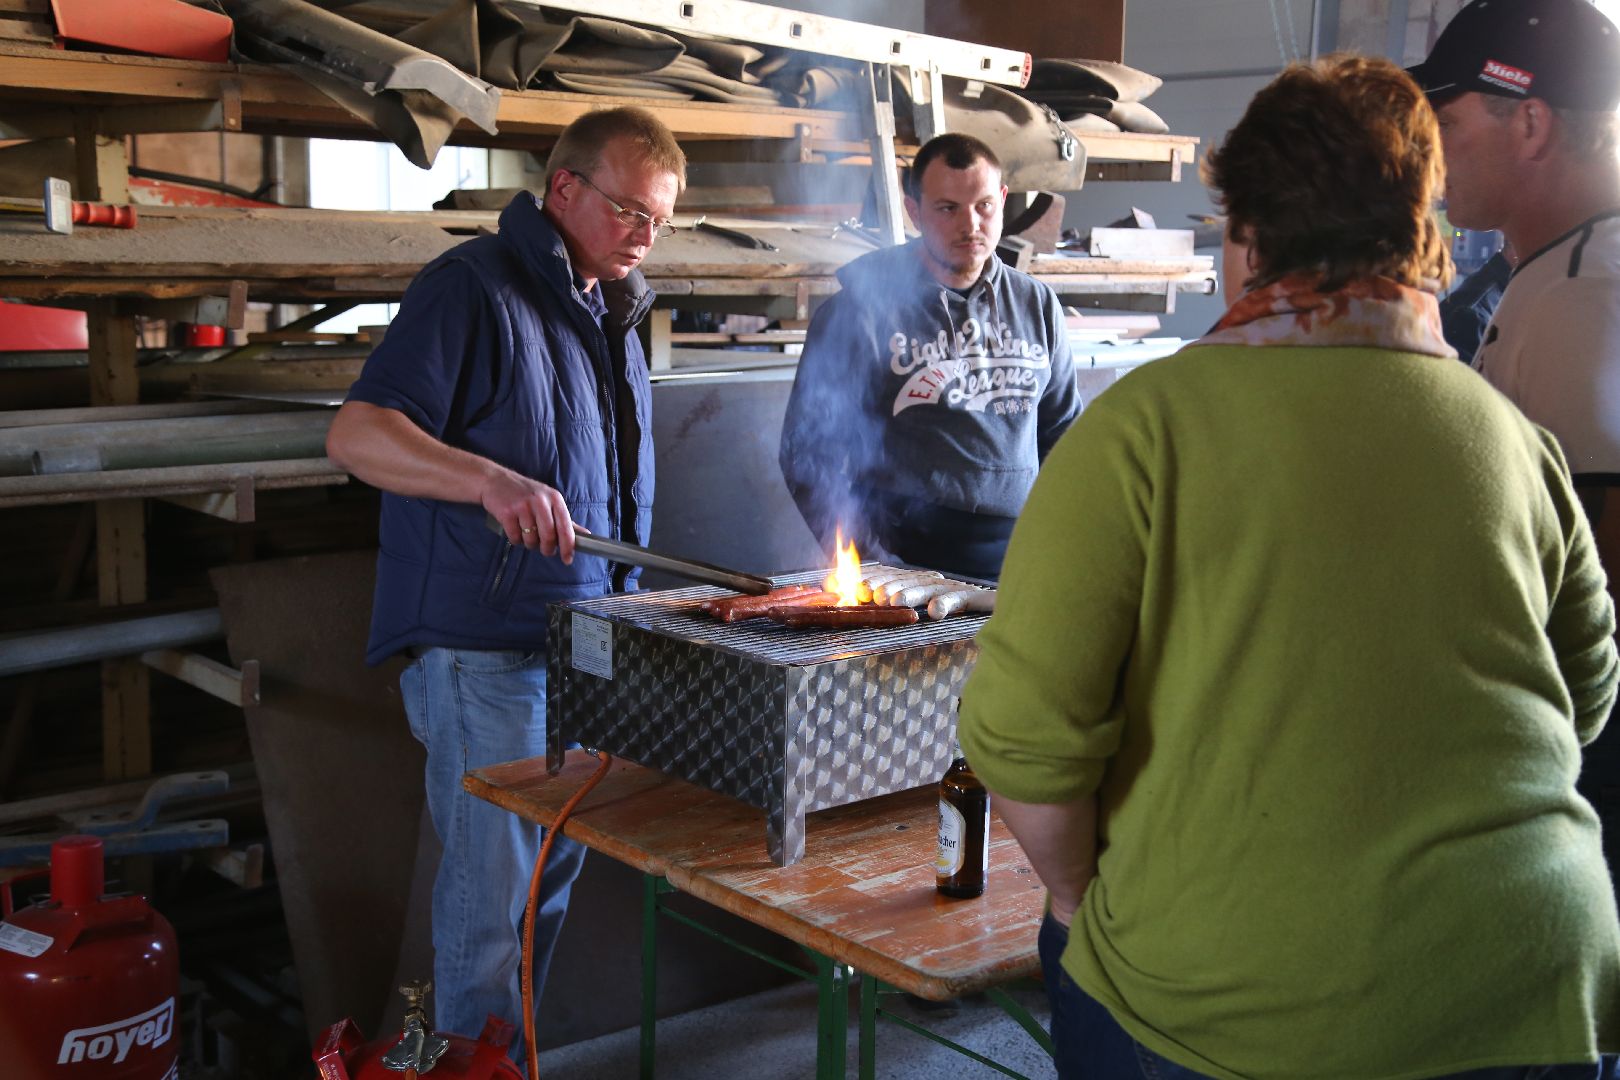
left=86, top=282, right=151, bottom=783
left=0, top=15, right=50, bottom=43
left=1086, top=228, right=1196, bottom=260
left=139, top=648, right=255, bottom=707
left=646, top=308, right=672, bottom=373
left=73, top=111, right=129, bottom=205
left=0, top=458, right=349, bottom=510
left=466, top=754, right=1045, bottom=1000
left=157, top=475, right=255, bottom=522
left=244, top=331, right=366, bottom=344
left=135, top=204, right=501, bottom=229
left=202, top=842, right=266, bottom=889
left=1071, top=130, right=1198, bottom=165
left=87, top=286, right=149, bottom=780
left=0, top=0, right=50, bottom=14
left=0, top=46, right=864, bottom=145
left=1028, top=254, right=1213, bottom=275
left=0, top=400, right=307, bottom=429
left=141, top=357, right=366, bottom=393
left=93, top=500, right=146, bottom=608
left=119, top=280, right=248, bottom=328
left=101, top=656, right=150, bottom=780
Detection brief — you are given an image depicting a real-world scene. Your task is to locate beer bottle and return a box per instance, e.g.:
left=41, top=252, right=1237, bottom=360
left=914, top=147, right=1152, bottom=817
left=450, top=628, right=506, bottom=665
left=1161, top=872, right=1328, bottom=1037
left=936, top=741, right=989, bottom=898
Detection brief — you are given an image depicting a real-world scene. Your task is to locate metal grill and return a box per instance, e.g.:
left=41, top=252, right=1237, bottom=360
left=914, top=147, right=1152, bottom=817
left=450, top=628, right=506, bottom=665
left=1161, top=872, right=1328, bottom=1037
left=546, top=566, right=987, bottom=864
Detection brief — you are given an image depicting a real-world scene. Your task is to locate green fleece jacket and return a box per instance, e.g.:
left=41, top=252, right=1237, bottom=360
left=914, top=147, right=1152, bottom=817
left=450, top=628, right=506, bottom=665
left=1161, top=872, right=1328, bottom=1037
left=959, top=342, right=1620, bottom=1080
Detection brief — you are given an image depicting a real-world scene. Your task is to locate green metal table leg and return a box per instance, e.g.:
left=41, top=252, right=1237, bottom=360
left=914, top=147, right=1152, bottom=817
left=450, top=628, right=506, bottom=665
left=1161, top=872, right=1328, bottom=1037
left=812, top=952, right=849, bottom=1080
left=640, top=875, right=672, bottom=1080
left=858, top=974, right=878, bottom=1080
left=986, top=985, right=1056, bottom=1059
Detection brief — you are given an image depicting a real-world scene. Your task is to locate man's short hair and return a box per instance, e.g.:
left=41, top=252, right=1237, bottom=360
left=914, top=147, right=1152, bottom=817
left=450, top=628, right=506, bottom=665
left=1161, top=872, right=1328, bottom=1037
left=905, top=133, right=1001, bottom=199
left=1201, top=53, right=1452, bottom=292
left=544, top=107, right=688, bottom=194
left=1479, top=94, right=1620, bottom=163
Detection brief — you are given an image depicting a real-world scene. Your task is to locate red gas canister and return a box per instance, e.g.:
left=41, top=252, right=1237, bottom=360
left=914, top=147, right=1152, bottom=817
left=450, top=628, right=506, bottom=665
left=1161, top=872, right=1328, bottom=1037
left=313, top=1014, right=524, bottom=1080
left=0, top=835, right=180, bottom=1080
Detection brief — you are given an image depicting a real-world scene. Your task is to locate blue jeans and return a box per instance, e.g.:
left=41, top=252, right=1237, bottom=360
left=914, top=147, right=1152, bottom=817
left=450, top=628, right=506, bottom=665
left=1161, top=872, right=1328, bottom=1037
left=401, top=647, right=586, bottom=1063
left=1037, top=914, right=1617, bottom=1080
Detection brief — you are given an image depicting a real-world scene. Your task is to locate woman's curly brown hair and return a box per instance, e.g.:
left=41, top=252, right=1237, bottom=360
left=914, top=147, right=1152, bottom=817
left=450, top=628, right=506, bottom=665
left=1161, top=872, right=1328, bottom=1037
left=1201, top=53, right=1453, bottom=293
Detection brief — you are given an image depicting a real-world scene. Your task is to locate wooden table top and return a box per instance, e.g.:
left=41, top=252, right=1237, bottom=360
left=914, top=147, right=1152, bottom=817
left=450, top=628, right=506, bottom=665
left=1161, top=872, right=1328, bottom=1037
left=466, top=753, right=1046, bottom=1000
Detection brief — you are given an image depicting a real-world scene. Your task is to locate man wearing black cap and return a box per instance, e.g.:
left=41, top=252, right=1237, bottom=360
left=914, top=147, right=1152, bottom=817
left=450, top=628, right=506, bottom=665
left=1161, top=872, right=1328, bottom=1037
left=1412, top=0, right=1620, bottom=888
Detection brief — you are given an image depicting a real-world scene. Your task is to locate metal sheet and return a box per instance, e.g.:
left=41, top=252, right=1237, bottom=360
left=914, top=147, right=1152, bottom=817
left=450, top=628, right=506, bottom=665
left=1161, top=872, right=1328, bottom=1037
left=547, top=569, right=985, bottom=865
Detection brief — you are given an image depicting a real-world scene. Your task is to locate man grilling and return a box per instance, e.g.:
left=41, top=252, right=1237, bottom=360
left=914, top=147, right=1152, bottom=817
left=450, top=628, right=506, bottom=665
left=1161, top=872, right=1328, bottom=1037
left=325, top=107, right=684, bottom=1062
left=778, top=133, right=1081, bottom=581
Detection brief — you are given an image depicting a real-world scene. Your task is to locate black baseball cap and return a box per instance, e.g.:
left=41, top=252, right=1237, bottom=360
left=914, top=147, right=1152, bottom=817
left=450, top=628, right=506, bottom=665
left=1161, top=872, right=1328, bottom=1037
left=1407, top=0, right=1620, bottom=110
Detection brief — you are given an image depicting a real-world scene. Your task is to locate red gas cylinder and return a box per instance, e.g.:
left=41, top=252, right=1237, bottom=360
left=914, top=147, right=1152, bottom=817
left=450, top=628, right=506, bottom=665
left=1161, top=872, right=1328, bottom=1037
left=314, top=1015, right=524, bottom=1080
left=0, top=835, right=180, bottom=1080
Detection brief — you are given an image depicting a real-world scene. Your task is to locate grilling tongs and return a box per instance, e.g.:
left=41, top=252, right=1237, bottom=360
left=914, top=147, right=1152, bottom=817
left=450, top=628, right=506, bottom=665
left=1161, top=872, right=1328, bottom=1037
left=486, top=513, right=774, bottom=595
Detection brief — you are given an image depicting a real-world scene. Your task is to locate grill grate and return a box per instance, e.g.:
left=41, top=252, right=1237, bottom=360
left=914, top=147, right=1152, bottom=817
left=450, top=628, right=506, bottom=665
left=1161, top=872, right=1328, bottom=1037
left=571, top=565, right=988, bottom=665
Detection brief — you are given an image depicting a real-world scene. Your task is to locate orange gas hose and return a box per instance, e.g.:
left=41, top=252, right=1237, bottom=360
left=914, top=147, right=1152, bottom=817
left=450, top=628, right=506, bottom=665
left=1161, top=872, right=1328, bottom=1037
left=522, top=749, right=613, bottom=1080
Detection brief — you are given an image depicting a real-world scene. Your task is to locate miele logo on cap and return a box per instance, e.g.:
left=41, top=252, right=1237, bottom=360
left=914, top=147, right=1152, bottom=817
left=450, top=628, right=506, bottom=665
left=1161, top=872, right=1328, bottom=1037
left=57, top=998, right=175, bottom=1065
left=1481, top=59, right=1534, bottom=92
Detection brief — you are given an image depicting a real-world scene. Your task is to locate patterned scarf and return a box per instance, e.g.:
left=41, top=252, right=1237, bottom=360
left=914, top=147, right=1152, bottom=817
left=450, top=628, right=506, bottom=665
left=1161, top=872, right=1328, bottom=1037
left=1190, top=274, right=1456, bottom=359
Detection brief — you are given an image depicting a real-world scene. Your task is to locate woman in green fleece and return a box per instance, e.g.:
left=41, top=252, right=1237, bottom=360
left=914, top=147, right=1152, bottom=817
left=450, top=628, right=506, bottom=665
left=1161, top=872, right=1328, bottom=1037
left=958, top=54, right=1620, bottom=1080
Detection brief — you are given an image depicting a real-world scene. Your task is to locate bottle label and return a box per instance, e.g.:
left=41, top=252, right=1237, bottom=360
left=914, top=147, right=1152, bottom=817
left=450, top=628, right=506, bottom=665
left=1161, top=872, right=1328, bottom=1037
left=937, top=798, right=965, bottom=876
left=0, top=920, right=52, bottom=958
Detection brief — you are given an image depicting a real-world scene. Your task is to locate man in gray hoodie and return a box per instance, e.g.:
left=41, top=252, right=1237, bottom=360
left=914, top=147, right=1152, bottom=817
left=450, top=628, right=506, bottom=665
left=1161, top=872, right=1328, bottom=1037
left=779, top=133, right=1081, bottom=580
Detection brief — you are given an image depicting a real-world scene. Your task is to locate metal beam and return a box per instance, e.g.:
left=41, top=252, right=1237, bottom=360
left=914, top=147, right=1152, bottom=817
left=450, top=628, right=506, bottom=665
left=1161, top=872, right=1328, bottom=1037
left=1311, top=0, right=1340, bottom=57
left=1385, top=0, right=1412, bottom=62
left=865, top=64, right=907, bottom=247
left=504, top=0, right=1029, bottom=86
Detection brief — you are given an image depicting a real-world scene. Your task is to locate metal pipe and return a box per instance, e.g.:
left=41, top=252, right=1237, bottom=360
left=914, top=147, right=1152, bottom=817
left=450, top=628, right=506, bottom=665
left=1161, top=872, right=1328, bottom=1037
left=0, top=411, right=334, bottom=477
left=0, top=609, right=226, bottom=678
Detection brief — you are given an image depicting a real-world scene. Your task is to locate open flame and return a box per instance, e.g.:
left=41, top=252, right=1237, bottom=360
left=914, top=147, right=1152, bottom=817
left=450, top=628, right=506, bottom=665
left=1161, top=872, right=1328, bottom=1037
left=824, top=528, right=863, bottom=606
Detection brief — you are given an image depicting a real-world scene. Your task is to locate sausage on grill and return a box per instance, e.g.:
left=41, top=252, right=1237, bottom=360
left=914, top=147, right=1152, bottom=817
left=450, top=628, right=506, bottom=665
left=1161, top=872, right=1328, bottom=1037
left=777, top=607, right=922, bottom=629
left=700, top=584, right=813, bottom=621
left=925, top=588, right=997, bottom=620
left=719, top=590, right=839, bottom=622
left=888, top=581, right=962, bottom=608
left=872, top=571, right=944, bottom=604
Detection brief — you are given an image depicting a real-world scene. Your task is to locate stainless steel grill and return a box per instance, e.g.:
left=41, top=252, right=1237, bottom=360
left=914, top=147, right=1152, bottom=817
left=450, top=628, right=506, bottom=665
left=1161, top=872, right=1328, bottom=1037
left=546, top=567, right=987, bottom=864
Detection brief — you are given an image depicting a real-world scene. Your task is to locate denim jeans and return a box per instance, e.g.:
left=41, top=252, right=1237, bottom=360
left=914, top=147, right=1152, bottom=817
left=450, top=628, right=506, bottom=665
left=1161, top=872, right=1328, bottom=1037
left=1037, top=914, right=1617, bottom=1080
left=401, top=647, right=586, bottom=1063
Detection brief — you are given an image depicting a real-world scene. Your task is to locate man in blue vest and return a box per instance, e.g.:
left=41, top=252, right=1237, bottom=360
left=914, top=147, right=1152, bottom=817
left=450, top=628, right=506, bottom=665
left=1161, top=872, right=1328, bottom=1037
left=326, top=107, right=685, bottom=1059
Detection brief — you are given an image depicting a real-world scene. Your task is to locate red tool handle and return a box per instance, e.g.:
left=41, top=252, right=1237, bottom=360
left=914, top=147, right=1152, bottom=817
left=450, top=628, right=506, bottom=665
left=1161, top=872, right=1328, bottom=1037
left=70, top=202, right=137, bottom=228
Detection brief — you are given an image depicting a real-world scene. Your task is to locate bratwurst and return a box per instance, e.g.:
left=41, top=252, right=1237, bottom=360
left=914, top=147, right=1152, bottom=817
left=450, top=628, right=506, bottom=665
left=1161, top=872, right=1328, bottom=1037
left=700, top=584, right=814, bottom=621
left=925, top=587, right=996, bottom=620
left=777, top=607, right=921, bottom=629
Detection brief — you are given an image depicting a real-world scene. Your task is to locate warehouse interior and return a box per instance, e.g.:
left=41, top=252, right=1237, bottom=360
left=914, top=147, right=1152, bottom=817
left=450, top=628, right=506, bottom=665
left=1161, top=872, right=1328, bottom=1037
left=3, top=0, right=1619, bottom=1078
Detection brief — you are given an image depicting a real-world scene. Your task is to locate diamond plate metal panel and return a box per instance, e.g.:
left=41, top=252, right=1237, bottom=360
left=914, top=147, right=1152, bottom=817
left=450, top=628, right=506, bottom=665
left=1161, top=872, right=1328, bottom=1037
left=546, top=567, right=985, bottom=865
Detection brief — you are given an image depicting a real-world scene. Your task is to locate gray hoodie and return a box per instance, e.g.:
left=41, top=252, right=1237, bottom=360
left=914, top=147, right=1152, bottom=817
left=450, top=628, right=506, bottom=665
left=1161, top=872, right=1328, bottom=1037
left=779, top=240, right=1080, bottom=562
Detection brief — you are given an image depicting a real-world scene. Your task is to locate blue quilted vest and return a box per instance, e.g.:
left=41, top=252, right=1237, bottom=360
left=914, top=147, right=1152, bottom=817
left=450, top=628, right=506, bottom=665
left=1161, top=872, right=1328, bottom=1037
left=362, top=193, right=655, bottom=664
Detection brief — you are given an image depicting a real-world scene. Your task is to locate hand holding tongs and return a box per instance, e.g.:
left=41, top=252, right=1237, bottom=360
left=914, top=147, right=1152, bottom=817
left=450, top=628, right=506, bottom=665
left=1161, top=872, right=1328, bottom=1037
left=485, top=513, right=774, bottom=594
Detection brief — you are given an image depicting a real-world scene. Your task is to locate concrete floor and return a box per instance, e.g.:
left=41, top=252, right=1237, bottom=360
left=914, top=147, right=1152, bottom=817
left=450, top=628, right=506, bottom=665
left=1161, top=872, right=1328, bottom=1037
left=539, top=979, right=1058, bottom=1079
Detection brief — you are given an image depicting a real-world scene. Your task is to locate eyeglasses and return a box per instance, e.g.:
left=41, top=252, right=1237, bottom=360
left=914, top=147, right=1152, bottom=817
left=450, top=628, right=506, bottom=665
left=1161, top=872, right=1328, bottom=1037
left=570, top=171, right=677, bottom=239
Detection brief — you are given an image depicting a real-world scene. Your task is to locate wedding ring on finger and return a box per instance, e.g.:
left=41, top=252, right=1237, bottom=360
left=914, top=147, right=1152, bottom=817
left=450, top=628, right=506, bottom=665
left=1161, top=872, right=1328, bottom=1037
left=521, top=526, right=535, bottom=535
